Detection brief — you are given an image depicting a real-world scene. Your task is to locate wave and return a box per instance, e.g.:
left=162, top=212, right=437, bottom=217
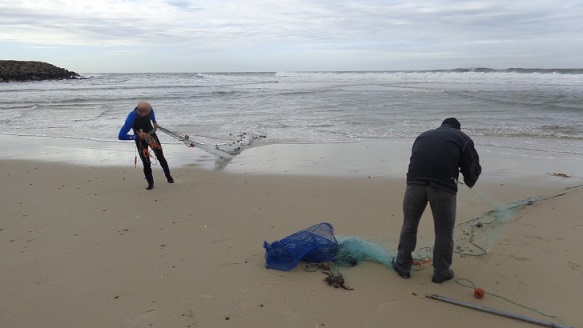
left=2, top=71, right=582, bottom=152
left=411, top=68, right=583, bottom=74
left=478, top=141, right=583, bottom=156
left=277, top=68, right=583, bottom=75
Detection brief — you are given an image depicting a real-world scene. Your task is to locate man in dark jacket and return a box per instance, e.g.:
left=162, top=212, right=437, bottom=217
left=393, top=118, right=481, bottom=283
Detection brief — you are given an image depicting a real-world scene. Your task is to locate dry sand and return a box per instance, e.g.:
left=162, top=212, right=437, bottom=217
left=1, top=138, right=582, bottom=328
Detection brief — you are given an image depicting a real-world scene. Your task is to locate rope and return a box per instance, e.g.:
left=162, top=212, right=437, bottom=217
left=131, top=128, right=159, bottom=167
left=157, top=126, right=203, bottom=147
left=304, top=262, right=335, bottom=273
left=136, top=136, right=158, bottom=166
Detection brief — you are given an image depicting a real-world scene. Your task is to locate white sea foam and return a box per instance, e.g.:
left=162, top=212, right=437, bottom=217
left=1, top=70, right=582, bottom=158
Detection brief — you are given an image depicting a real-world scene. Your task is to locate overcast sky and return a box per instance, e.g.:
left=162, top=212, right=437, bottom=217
left=1, top=0, right=582, bottom=73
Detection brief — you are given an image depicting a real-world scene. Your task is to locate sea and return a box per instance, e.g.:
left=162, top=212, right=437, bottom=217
left=1, top=69, right=582, bottom=175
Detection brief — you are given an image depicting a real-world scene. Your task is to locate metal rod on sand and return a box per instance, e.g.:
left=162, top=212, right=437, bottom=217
left=425, top=293, right=571, bottom=328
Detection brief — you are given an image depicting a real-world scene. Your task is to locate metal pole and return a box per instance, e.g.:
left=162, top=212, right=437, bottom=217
left=425, top=293, right=571, bottom=328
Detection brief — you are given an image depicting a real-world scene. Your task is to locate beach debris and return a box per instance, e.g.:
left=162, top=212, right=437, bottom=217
left=305, top=262, right=353, bottom=290
left=550, top=172, right=571, bottom=178
left=322, top=270, right=353, bottom=290
left=181, top=310, right=193, bottom=318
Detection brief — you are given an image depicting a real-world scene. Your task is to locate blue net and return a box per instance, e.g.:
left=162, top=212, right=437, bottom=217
left=263, top=222, right=399, bottom=271
left=263, top=222, right=339, bottom=271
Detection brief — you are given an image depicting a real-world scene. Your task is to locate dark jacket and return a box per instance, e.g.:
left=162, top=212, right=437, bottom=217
left=406, top=124, right=481, bottom=194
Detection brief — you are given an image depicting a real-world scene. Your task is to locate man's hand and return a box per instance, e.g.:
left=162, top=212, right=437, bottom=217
left=137, top=131, right=147, bottom=140
left=153, top=123, right=160, bottom=129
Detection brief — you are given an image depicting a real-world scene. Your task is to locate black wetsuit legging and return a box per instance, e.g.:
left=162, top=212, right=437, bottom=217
left=133, top=113, right=171, bottom=181
left=135, top=135, right=170, bottom=178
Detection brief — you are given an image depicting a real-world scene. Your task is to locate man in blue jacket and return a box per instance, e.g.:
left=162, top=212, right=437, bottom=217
left=393, top=118, right=481, bottom=283
left=118, top=101, right=174, bottom=190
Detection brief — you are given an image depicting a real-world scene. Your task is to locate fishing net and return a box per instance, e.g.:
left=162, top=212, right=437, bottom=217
left=263, top=222, right=339, bottom=271
left=454, top=197, right=540, bottom=256
left=264, top=185, right=582, bottom=284
left=454, top=184, right=583, bottom=256
left=158, top=126, right=265, bottom=158
left=335, top=237, right=395, bottom=268
left=214, top=132, right=265, bottom=156
left=264, top=222, right=398, bottom=271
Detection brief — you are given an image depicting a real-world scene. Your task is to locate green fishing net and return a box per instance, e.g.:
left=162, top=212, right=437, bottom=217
left=454, top=197, right=540, bottom=256
left=334, top=236, right=395, bottom=267
left=454, top=184, right=583, bottom=256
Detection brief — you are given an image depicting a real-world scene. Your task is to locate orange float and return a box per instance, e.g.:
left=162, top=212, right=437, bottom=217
left=474, top=287, right=485, bottom=299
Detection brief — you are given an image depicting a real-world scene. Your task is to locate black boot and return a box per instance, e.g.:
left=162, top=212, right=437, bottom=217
left=163, top=168, right=174, bottom=183
left=146, top=175, right=154, bottom=190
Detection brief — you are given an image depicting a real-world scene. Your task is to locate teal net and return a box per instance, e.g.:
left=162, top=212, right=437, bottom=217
left=454, top=197, right=540, bottom=256
left=454, top=184, right=583, bottom=256
left=335, top=237, right=395, bottom=268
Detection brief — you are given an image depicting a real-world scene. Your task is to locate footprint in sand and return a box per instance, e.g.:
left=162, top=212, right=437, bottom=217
left=567, top=261, right=580, bottom=270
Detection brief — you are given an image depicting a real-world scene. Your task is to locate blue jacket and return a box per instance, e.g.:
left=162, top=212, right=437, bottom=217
left=118, top=108, right=158, bottom=141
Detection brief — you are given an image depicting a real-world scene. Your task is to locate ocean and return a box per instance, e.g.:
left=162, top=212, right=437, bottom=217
left=1, top=70, right=582, bottom=173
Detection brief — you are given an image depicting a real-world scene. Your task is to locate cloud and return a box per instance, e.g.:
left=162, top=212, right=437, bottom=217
left=1, top=0, right=582, bottom=71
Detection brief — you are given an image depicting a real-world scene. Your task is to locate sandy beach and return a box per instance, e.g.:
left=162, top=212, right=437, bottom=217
left=1, top=137, right=582, bottom=328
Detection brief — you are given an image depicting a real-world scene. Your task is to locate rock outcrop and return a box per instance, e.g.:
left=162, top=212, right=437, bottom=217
left=0, top=60, right=80, bottom=82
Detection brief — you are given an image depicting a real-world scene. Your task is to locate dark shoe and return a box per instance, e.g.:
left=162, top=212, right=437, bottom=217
left=145, top=175, right=154, bottom=190
left=392, top=259, right=411, bottom=279
left=166, top=176, right=174, bottom=183
left=432, top=269, right=454, bottom=283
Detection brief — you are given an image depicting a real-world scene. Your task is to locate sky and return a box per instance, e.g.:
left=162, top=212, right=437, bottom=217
left=1, top=0, right=582, bottom=73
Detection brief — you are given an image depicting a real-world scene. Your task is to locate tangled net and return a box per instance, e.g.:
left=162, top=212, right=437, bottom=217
left=263, top=222, right=399, bottom=272
left=454, top=184, right=583, bottom=256
left=158, top=126, right=265, bottom=159
left=335, top=236, right=394, bottom=268
left=453, top=197, right=539, bottom=256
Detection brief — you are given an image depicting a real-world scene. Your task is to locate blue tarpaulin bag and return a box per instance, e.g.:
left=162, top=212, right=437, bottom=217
left=263, top=222, right=339, bottom=271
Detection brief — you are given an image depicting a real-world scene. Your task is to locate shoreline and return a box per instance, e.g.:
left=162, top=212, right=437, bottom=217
left=2, top=134, right=582, bottom=183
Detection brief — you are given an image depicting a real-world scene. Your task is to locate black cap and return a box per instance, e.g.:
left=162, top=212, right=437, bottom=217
left=442, top=117, right=461, bottom=130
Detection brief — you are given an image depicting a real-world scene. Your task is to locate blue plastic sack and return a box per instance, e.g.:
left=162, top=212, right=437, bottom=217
left=263, top=222, right=339, bottom=271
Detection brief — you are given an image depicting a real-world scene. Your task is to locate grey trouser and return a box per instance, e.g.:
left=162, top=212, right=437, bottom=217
left=395, top=184, right=456, bottom=278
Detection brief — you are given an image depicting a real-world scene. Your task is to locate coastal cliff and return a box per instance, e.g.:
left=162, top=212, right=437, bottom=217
left=0, top=60, right=80, bottom=82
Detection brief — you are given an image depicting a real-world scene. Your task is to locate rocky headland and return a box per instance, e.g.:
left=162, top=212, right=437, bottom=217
left=0, top=60, right=80, bottom=82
